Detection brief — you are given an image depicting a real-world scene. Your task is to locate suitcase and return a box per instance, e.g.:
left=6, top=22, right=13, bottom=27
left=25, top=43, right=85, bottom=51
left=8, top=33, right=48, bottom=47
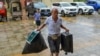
left=22, top=30, right=47, bottom=54
left=61, top=32, right=73, bottom=54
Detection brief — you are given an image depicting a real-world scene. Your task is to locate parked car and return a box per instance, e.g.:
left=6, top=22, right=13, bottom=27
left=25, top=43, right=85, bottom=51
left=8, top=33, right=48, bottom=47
left=70, top=2, right=94, bottom=15
left=34, top=2, right=51, bottom=16
left=86, top=0, right=100, bottom=14
left=0, top=2, right=7, bottom=22
left=26, top=2, right=51, bottom=17
left=52, top=2, right=77, bottom=16
left=52, top=2, right=78, bottom=17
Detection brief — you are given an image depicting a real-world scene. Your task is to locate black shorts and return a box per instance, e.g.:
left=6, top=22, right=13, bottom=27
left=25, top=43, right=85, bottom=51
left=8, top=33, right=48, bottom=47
left=48, top=36, right=61, bottom=53
left=36, top=20, right=41, bottom=26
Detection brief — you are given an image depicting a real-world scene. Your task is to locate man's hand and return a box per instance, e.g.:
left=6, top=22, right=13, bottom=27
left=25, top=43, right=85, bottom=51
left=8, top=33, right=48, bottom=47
left=37, top=28, right=40, bottom=31
left=36, top=24, right=46, bottom=31
left=61, top=24, right=69, bottom=32
left=65, top=29, right=69, bottom=32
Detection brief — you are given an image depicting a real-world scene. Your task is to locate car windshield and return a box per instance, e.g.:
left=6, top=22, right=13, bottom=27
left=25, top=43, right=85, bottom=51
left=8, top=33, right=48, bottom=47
left=78, top=2, right=87, bottom=6
left=34, top=2, right=47, bottom=8
left=61, top=3, right=72, bottom=7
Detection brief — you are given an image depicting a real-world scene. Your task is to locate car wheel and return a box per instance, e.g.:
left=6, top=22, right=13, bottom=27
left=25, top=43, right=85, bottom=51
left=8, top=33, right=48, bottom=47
left=0, top=15, right=2, bottom=22
left=73, top=14, right=77, bottom=16
left=78, top=9, right=83, bottom=15
left=88, top=13, right=92, bottom=15
left=98, top=9, right=100, bottom=14
left=2, top=17, right=7, bottom=22
left=61, top=11, right=65, bottom=17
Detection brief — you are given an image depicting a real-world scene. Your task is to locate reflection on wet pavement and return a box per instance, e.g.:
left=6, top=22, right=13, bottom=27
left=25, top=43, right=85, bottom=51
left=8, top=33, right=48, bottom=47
left=0, top=14, right=100, bottom=56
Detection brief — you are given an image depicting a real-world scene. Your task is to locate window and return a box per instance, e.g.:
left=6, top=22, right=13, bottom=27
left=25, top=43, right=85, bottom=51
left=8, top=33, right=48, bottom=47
left=91, top=2, right=96, bottom=4
left=61, top=3, right=71, bottom=7
left=52, top=3, right=60, bottom=6
left=87, top=1, right=96, bottom=4
left=70, top=3, right=77, bottom=6
left=78, top=3, right=87, bottom=6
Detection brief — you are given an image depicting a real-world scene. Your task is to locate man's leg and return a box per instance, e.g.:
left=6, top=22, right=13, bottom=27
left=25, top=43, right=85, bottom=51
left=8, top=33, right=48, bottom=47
left=55, top=36, right=61, bottom=56
left=50, top=53, right=53, bottom=56
left=55, top=52, right=59, bottom=56
left=48, top=37, right=56, bottom=56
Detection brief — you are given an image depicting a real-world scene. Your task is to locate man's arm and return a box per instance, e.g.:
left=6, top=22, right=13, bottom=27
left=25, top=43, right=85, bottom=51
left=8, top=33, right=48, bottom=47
left=37, top=24, right=46, bottom=31
left=61, top=24, right=69, bottom=32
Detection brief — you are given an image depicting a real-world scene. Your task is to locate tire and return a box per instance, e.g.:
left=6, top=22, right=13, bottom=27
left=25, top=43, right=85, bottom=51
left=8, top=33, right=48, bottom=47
left=78, top=9, right=83, bottom=15
left=2, top=17, right=7, bottom=22
left=97, top=9, right=100, bottom=14
left=61, top=10, right=65, bottom=17
left=0, top=15, right=2, bottom=22
left=88, top=13, right=92, bottom=15
left=73, top=14, right=77, bottom=16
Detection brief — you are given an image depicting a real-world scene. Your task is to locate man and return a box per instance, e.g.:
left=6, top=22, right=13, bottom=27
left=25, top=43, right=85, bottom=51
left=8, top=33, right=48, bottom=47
left=37, top=8, right=69, bottom=56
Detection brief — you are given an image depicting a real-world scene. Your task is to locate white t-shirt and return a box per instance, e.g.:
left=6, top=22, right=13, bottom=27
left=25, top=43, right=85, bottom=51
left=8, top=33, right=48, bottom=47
left=44, top=16, right=62, bottom=35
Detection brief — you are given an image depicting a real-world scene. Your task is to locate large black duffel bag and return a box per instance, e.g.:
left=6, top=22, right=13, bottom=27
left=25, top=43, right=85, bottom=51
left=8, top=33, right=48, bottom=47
left=22, top=31, right=47, bottom=54
left=61, top=32, right=73, bottom=54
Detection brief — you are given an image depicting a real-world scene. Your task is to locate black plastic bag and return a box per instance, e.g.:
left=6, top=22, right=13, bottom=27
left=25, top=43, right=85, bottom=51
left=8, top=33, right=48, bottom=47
left=22, top=31, right=47, bottom=54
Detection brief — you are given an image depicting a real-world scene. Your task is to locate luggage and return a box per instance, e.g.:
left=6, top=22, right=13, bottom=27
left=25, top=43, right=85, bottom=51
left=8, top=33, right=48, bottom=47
left=61, top=32, right=73, bottom=54
left=22, top=30, right=47, bottom=54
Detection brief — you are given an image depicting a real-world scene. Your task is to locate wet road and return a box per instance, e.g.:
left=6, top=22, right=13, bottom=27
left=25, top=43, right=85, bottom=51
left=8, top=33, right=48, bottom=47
left=0, top=12, right=100, bottom=56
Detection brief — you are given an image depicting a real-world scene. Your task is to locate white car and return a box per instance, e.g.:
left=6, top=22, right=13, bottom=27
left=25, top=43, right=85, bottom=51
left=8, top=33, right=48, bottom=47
left=70, top=2, right=94, bottom=15
left=52, top=2, right=78, bottom=16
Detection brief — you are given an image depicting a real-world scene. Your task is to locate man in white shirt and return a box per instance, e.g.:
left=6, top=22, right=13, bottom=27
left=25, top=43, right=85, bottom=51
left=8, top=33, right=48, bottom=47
left=37, top=8, right=69, bottom=56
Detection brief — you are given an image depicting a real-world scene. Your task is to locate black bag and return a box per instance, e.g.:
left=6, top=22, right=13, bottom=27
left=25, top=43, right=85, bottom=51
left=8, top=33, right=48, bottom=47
left=61, top=32, right=73, bottom=54
left=22, top=31, right=47, bottom=54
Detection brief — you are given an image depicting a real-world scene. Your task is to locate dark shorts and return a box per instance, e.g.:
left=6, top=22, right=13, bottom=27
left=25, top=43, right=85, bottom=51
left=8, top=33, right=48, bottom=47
left=36, top=20, right=41, bottom=26
left=48, top=36, right=61, bottom=53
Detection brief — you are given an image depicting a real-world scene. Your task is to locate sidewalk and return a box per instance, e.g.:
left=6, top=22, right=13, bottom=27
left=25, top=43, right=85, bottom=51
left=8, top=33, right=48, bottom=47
left=0, top=17, right=100, bottom=56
